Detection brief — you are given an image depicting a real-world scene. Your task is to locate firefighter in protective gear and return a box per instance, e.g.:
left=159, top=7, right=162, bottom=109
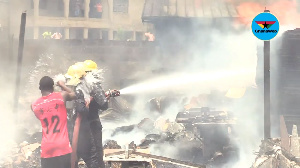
left=64, top=64, right=87, bottom=147
left=80, top=60, right=107, bottom=168
left=67, top=60, right=113, bottom=168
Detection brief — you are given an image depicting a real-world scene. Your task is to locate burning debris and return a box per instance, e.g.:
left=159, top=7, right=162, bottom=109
left=102, top=102, right=239, bottom=167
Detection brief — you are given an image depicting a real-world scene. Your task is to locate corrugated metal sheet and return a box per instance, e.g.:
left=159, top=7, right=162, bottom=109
left=142, top=0, right=240, bottom=20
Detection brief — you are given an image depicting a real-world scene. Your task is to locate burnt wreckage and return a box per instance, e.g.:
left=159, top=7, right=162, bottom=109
left=105, top=106, right=239, bottom=167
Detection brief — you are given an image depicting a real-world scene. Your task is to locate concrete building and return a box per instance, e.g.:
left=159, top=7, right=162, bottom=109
left=7, top=0, right=152, bottom=40
left=0, top=0, right=8, bottom=27
left=0, top=0, right=9, bottom=41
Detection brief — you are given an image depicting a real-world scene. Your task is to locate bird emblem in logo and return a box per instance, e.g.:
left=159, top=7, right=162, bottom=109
left=255, top=21, right=276, bottom=29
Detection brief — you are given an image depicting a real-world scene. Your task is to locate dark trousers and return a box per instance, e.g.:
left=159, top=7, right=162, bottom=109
left=90, top=119, right=105, bottom=168
left=41, top=153, right=71, bottom=168
left=77, top=118, right=104, bottom=168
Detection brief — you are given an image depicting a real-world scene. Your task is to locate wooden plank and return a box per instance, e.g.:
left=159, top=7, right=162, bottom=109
left=177, top=0, right=186, bottom=17
left=142, top=0, right=153, bottom=17
left=185, top=0, right=195, bottom=17
left=194, top=0, right=204, bottom=17
left=168, top=0, right=177, bottom=16
left=210, top=0, right=222, bottom=17
left=226, top=3, right=238, bottom=17
left=202, top=0, right=212, bottom=17
left=218, top=1, right=230, bottom=17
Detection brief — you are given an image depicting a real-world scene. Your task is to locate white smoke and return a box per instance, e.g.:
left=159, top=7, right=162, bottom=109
left=114, top=22, right=262, bottom=167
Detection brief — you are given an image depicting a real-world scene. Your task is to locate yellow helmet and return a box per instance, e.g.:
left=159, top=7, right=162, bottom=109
left=65, top=64, right=86, bottom=86
left=65, top=65, right=74, bottom=79
left=83, top=60, right=98, bottom=71
left=75, top=62, right=89, bottom=72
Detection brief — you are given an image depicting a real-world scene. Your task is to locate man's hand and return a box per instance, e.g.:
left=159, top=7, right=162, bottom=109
left=57, top=80, right=65, bottom=87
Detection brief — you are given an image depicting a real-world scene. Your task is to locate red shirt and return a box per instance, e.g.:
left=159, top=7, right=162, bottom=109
left=32, top=92, right=72, bottom=158
left=96, top=3, right=102, bottom=12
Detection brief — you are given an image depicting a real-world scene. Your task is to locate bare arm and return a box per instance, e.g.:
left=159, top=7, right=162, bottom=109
left=57, top=81, right=76, bottom=102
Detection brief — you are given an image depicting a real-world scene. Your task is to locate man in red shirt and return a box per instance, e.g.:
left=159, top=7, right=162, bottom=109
left=31, top=76, right=76, bottom=168
left=95, top=2, right=102, bottom=18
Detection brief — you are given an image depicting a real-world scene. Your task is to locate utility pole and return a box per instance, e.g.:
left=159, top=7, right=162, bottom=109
left=13, top=12, right=27, bottom=123
left=264, top=8, right=271, bottom=140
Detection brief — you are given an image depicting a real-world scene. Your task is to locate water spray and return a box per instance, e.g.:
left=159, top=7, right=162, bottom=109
left=119, top=68, right=255, bottom=95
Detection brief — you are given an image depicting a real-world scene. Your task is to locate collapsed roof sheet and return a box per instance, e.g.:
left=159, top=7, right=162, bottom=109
left=142, top=0, right=240, bottom=21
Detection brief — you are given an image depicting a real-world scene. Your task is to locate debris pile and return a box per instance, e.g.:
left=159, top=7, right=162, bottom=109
left=104, top=140, right=122, bottom=149
left=252, top=139, right=281, bottom=168
left=0, top=93, right=240, bottom=168
left=0, top=141, right=41, bottom=168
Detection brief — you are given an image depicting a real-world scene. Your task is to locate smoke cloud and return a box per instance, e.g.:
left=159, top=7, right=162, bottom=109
left=110, top=2, right=300, bottom=167
left=237, top=0, right=300, bottom=27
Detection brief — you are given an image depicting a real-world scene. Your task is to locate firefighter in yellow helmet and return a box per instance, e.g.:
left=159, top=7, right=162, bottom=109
left=67, top=60, right=119, bottom=168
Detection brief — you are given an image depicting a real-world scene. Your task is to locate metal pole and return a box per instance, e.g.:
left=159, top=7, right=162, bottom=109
left=13, top=12, right=27, bottom=117
left=264, top=9, right=271, bottom=140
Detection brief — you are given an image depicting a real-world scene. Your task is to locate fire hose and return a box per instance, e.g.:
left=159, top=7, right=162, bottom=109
left=105, top=89, right=120, bottom=98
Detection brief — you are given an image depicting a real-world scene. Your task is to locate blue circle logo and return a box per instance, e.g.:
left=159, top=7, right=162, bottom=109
left=251, top=12, right=280, bottom=41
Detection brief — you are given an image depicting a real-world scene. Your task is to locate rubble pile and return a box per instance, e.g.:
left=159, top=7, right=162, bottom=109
left=0, top=141, right=41, bottom=168
left=252, top=139, right=281, bottom=168
left=0, top=92, right=240, bottom=168
left=104, top=140, right=122, bottom=149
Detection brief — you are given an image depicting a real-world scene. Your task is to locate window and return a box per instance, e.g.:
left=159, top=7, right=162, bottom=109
left=113, top=31, right=133, bottom=41
left=88, top=29, right=100, bottom=39
left=136, top=32, right=143, bottom=41
left=57, top=0, right=64, bottom=11
left=39, top=0, right=47, bottom=9
left=102, top=30, right=108, bottom=41
left=113, top=0, right=128, bottom=13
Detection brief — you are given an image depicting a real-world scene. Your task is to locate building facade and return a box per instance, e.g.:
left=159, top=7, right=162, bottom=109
left=9, top=0, right=152, bottom=40
left=0, top=0, right=9, bottom=41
